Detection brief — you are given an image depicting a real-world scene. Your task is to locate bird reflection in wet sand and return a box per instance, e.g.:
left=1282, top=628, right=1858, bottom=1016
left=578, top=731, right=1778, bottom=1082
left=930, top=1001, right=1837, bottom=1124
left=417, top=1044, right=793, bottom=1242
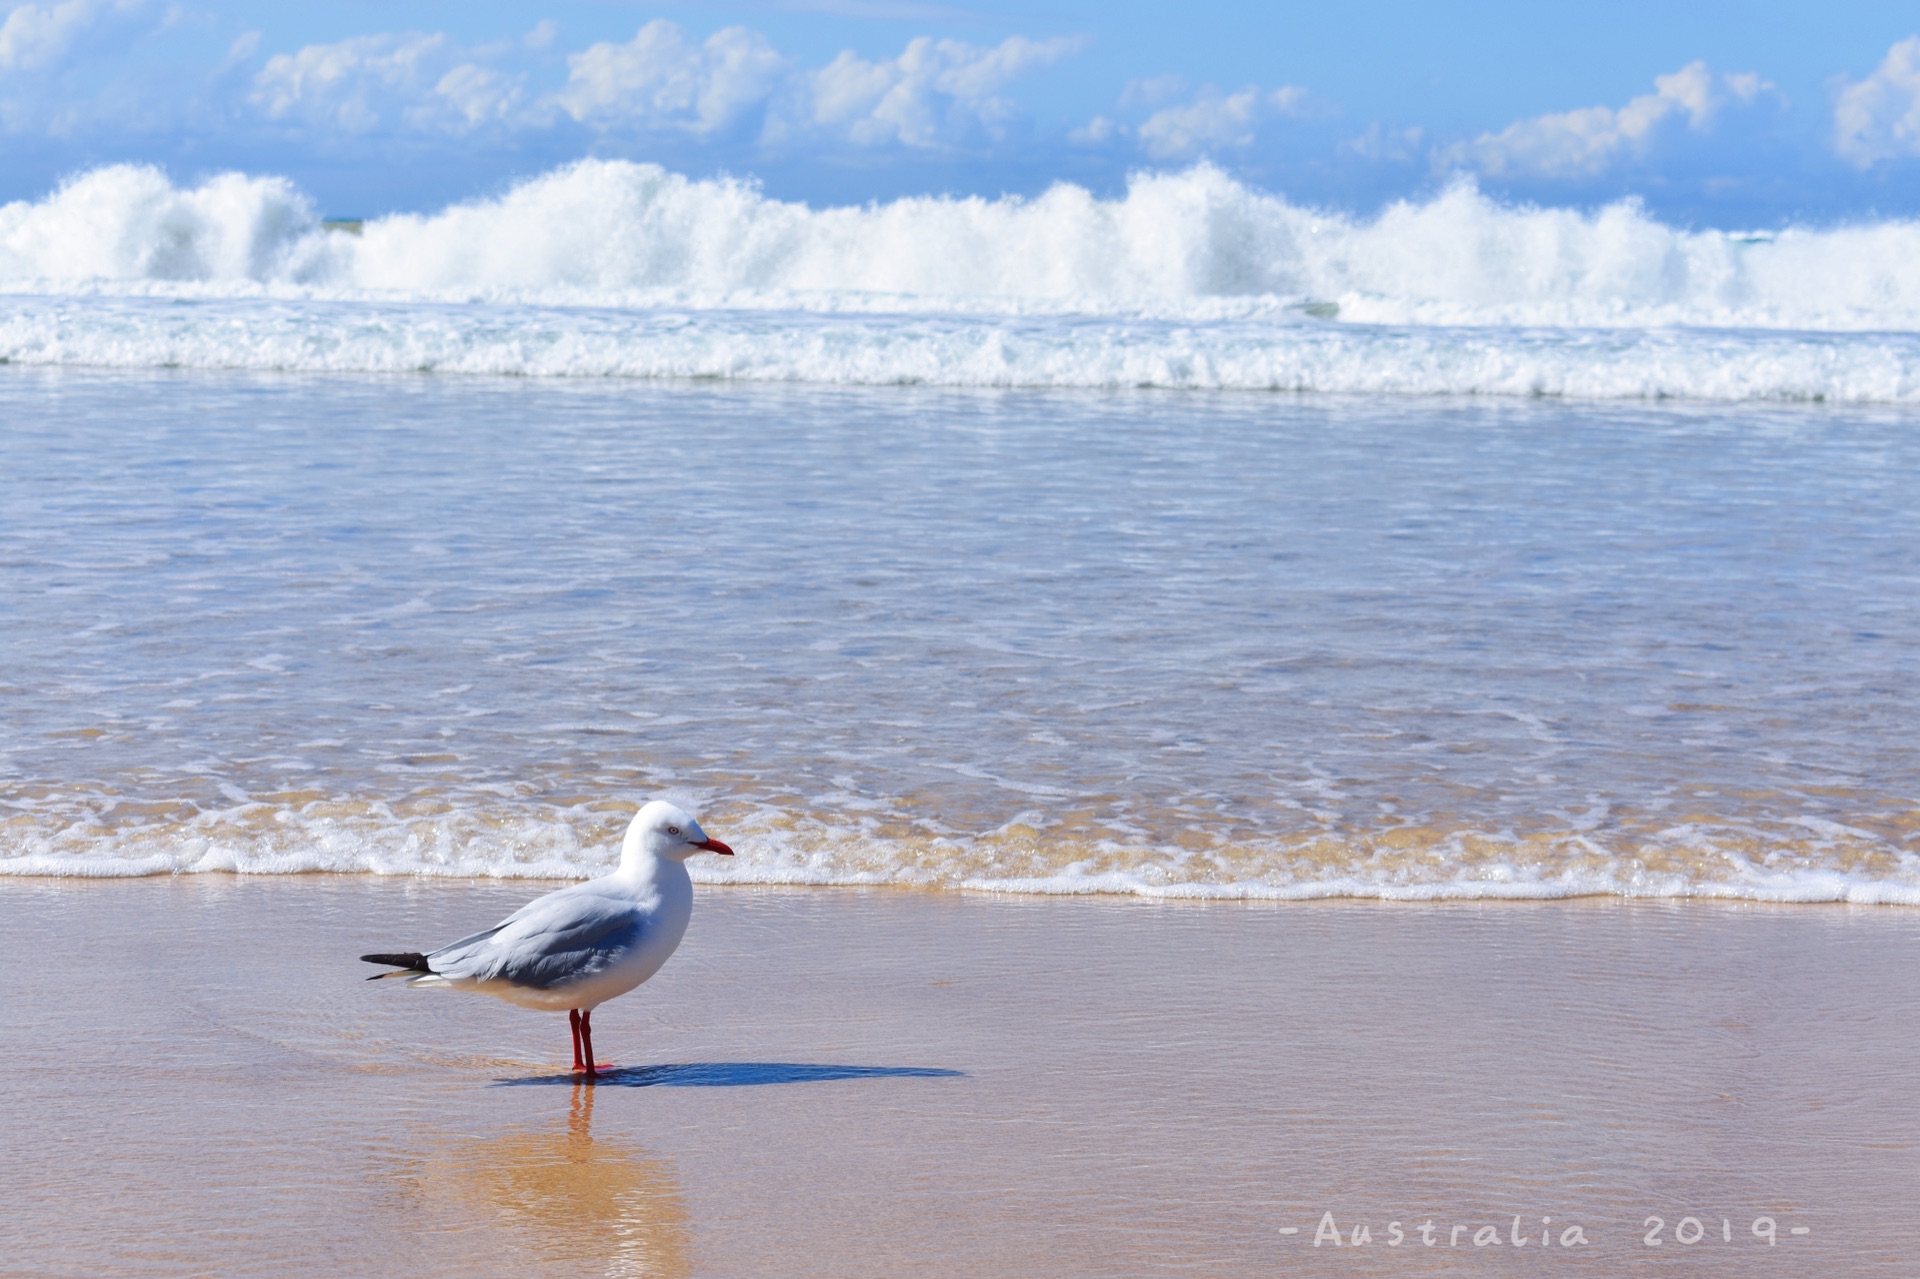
left=408, top=1083, right=692, bottom=1278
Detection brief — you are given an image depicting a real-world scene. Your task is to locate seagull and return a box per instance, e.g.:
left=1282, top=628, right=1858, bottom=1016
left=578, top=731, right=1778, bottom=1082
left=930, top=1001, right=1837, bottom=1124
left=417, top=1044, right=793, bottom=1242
left=361, top=800, right=733, bottom=1078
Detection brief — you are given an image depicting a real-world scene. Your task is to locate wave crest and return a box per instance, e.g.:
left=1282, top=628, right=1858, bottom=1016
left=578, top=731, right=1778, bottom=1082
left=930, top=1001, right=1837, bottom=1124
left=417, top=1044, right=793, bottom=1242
left=8, top=161, right=1920, bottom=331
left=0, top=165, right=334, bottom=285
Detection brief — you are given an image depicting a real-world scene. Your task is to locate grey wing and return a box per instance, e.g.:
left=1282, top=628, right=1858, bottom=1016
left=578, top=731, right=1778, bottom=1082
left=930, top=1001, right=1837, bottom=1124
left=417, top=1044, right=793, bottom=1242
left=424, top=921, right=509, bottom=959
left=428, top=887, right=645, bottom=990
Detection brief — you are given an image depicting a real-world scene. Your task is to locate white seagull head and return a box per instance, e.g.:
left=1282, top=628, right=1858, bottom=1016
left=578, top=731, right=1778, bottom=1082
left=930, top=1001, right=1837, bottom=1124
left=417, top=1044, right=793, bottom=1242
left=622, top=799, right=734, bottom=865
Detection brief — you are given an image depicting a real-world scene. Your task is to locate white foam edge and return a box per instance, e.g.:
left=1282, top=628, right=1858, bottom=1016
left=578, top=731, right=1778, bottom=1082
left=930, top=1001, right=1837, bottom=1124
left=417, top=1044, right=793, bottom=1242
left=9, top=848, right=1916, bottom=904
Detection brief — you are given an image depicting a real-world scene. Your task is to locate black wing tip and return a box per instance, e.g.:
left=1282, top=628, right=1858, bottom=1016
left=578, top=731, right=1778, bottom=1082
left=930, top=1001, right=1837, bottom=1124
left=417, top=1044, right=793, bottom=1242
left=360, top=951, right=432, bottom=972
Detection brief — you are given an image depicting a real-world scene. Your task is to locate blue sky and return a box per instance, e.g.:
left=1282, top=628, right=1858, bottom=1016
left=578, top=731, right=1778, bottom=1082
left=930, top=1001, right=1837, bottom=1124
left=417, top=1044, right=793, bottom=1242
left=8, top=0, right=1920, bottom=223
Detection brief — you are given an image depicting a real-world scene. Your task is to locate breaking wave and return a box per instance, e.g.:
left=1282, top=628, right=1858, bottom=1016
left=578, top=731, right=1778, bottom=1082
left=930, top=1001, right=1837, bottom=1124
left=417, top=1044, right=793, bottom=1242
left=5, top=159, right=1920, bottom=330
left=11, top=160, right=1920, bottom=399
left=10, top=161, right=1920, bottom=399
left=5, top=791, right=1919, bottom=905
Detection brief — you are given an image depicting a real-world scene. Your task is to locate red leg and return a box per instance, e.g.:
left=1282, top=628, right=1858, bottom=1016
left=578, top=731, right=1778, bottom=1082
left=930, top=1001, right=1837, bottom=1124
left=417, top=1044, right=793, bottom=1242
left=569, top=1009, right=584, bottom=1073
left=580, top=1009, right=597, bottom=1081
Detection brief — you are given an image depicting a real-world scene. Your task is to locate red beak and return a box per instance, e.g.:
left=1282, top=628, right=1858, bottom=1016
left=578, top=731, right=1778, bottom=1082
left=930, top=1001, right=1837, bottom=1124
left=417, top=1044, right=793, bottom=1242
left=695, top=838, right=734, bottom=856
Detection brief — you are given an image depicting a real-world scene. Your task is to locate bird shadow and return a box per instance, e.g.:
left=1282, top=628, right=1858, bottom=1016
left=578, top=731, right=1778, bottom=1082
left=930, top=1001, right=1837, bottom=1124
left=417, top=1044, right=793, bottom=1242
left=495, top=1062, right=966, bottom=1088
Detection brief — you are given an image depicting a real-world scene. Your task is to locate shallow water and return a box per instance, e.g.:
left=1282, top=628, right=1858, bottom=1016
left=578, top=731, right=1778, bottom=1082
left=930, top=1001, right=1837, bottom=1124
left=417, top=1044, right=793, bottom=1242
left=3, top=368, right=1918, bottom=898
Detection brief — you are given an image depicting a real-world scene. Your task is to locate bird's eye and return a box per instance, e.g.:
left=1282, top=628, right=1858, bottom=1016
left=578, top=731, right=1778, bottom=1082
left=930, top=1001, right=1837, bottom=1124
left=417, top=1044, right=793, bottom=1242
left=667, top=825, right=680, bottom=836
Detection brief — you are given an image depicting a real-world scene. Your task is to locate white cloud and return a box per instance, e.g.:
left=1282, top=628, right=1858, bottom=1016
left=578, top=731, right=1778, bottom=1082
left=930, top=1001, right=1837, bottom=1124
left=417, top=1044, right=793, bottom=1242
left=0, top=0, right=163, bottom=134
left=253, top=33, right=445, bottom=132
left=1135, top=84, right=1313, bottom=160
left=1075, top=80, right=1318, bottom=158
left=555, top=20, right=784, bottom=136
left=522, top=20, right=558, bottom=53
left=1344, top=122, right=1426, bottom=163
left=434, top=63, right=522, bottom=128
left=1834, top=36, right=1920, bottom=166
left=1068, top=113, right=1114, bottom=146
left=239, top=19, right=1082, bottom=151
left=1118, top=74, right=1186, bottom=112
left=222, top=29, right=259, bottom=65
left=555, top=25, right=1081, bottom=148
left=0, top=0, right=142, bottom=74
left=1449, top=62, right=1772, bottom=178
left=787, top=33, right=1083, bottom=148
left=250, top=31, right=533, bottom=134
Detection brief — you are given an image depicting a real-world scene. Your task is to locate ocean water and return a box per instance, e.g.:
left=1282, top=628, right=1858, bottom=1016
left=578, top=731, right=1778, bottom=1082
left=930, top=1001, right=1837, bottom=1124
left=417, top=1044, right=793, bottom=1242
left=2, top=161, right=1919, bottom=900
left=4, top=368, right=1918, bottom=900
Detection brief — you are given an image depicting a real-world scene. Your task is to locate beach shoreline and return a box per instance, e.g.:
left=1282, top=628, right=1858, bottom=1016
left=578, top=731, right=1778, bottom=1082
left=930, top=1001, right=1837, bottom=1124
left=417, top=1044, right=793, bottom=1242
left=4, top=875, right=1916, bottom=1276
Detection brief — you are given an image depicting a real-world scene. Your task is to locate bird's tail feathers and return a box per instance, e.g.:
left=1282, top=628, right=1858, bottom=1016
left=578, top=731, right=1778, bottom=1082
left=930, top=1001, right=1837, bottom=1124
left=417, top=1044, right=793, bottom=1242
left=361, top=951, right=432, bottom=981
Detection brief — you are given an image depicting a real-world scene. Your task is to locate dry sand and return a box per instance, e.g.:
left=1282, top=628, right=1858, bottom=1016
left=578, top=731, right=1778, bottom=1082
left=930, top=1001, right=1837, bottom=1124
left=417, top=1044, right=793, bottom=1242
left=3, top=876, right=1918, bottom=1277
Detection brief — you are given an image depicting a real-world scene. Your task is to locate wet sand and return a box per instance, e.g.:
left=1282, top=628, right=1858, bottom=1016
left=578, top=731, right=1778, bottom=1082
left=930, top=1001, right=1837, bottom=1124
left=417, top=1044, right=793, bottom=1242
left=3, top=877, right=1918, bottom=1277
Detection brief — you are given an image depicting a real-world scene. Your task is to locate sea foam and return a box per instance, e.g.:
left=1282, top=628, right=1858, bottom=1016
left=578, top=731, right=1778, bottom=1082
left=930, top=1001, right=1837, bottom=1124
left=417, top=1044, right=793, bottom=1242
left=6, top=794, right=1919, bottom=905
left=9, top=162, right=1920, bottom=399
left=4, top=159, right=1920, bottom=330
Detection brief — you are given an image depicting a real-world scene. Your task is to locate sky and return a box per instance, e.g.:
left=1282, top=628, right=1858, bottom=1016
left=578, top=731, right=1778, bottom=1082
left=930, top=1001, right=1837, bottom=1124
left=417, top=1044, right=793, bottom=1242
left=7, top=0, right=1920, bottom=224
